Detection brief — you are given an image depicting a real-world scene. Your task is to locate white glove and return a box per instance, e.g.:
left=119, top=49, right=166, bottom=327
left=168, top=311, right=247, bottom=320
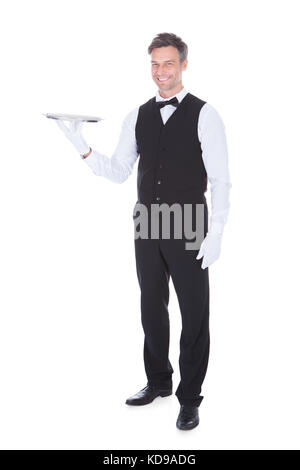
left=196, top=231, right=223, bottom=269
left=55, top=120, right=90, bottom=155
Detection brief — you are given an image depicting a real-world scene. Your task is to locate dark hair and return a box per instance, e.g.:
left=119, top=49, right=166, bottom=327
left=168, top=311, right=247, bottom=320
left=148, top=32, right=188, bottom=64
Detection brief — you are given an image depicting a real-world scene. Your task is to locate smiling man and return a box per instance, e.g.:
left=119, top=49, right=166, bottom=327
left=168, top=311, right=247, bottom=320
left=152, top=47, right=186, bottom=90
left=55, top=32, right=231, bottom=431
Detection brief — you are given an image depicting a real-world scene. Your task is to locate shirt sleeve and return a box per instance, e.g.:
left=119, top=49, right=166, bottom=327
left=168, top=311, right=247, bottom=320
left=198, top=103, right=232, bottom=235
left=82, top=107, right=139, bottom=183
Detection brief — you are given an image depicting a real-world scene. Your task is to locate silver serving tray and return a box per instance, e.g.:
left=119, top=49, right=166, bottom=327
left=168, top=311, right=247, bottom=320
left=43, top=112, right=103, bottom=122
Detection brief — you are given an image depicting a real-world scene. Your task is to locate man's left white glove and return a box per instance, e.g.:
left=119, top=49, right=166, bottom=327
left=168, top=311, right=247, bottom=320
left=196, top=231, right=223, bottom=269
left=55, top=120, right=90, bottom=155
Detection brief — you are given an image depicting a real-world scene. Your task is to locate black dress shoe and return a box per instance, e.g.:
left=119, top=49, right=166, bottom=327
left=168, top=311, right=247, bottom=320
left=176, top=405, right=199, bottom=430
left=125, top=384, right=172, bottom=406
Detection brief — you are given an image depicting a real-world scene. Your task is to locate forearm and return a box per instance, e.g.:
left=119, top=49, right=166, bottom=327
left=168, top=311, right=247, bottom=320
left=82, top=147, right=136, bottom=183
left=209, top=178, right=232, bottom=234
left=81, top=107, right=139, bottom=183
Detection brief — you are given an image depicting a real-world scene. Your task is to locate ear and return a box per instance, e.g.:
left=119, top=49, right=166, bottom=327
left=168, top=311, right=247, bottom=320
left=182, top=58, right=188, bottom=71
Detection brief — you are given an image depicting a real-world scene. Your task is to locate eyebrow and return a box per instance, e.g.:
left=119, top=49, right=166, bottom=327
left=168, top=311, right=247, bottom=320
left=151, top=60, right=175, bottom=63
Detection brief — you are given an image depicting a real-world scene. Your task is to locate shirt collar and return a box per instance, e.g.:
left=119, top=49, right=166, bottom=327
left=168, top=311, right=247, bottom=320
left=155, top=86, right=188, bottom=104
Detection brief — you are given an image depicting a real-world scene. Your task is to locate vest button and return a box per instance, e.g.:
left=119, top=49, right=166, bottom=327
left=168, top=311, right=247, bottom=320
left=159, top=164, right=163, bottom=168
left=156, top=196, right=160, bottom=201
left=157, top=180, right=161, bottom=184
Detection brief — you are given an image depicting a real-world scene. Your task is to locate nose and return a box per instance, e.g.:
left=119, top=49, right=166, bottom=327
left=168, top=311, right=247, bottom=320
left=155, top=64, right=167, bottom=75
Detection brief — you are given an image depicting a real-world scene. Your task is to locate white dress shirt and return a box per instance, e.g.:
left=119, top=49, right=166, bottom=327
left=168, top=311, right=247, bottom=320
left=82, top=87, right=232, bottom=234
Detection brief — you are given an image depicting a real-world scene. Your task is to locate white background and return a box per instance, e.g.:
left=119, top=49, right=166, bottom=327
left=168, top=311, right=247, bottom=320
left=0, top=0, right=299, bottom=451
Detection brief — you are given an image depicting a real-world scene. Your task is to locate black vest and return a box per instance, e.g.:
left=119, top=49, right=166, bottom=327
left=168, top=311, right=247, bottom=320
left=135, top=92, right=208, bottom=207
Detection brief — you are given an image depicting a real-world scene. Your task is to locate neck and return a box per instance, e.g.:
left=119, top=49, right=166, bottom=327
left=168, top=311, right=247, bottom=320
left=158, top=83, right=184, bottom=99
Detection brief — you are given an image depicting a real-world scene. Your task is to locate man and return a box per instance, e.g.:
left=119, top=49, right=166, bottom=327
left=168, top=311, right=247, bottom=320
left=55, top=32, right=231, bottom=431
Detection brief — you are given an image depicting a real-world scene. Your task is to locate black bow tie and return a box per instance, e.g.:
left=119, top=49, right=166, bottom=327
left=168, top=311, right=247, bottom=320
left=156, top=97, right=179, bottom=109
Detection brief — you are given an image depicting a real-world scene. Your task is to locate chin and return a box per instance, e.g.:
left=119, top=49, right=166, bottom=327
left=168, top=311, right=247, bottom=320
left=159, top=83, right=172, bottom=89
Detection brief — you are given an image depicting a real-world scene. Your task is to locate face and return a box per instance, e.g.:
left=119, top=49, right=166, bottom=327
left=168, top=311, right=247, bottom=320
left=151, top=45, right=188, bottom=98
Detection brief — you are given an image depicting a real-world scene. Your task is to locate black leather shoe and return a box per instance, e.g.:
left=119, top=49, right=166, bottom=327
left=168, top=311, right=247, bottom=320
left=125, top=384, right=172, bottom=406
left=176, top=405, right=199, bottom=430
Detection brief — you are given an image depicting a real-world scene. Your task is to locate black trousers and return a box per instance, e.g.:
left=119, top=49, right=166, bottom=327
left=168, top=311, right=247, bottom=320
left=133, top=203, right=210, bottom=408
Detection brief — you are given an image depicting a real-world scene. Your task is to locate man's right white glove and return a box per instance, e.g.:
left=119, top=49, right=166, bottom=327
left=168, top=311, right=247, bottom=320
left=55, top=120, right=91, bottom=156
